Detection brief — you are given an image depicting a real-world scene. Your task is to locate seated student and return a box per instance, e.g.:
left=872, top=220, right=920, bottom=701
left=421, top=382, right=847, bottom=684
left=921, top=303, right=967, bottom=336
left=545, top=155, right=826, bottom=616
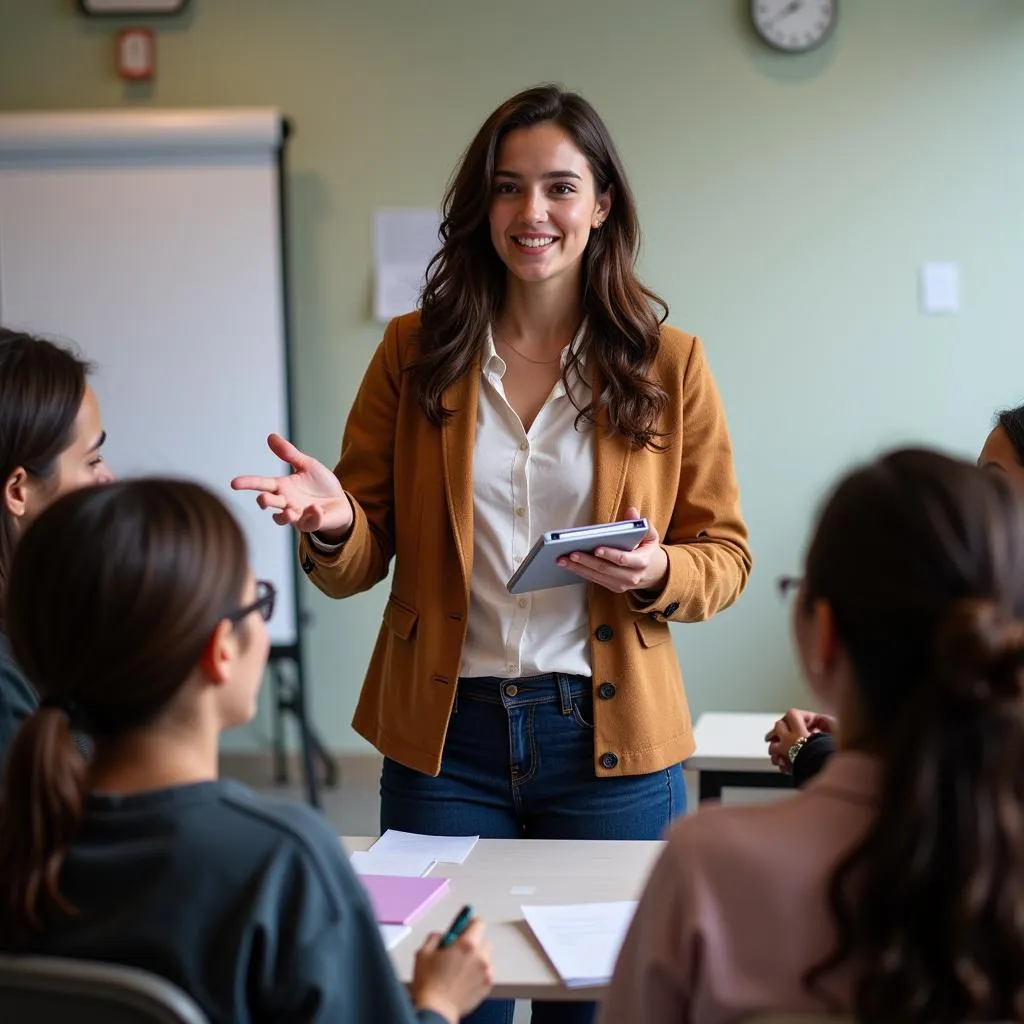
left=0, top=478, right=492, bottom=1024
left=0, top=328, right=112, bottom=770
left=768, top=400, right=1024, bottom=784
left=601, top=448, right=1024, bottom=1024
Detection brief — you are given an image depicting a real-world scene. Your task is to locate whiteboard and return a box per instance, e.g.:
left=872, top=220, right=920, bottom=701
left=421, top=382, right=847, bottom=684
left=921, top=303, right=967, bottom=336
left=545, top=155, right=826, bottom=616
left=0, top=109, right=299, bottom=647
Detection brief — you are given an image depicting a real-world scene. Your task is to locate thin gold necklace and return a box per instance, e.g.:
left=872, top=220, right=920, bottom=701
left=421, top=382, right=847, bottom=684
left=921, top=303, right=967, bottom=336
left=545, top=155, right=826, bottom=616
left=494, top=329, right=563, bottom=365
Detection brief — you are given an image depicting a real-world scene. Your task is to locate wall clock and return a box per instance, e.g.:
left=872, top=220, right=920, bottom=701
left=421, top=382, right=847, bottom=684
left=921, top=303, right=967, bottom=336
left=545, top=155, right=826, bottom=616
left=751, top=0, right=836, bottom=53
left=79, top=0, right=190, bottom=15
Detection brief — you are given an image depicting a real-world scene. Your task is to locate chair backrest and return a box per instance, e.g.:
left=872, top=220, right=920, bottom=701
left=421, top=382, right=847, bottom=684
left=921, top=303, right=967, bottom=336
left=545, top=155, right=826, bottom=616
left=0, top=954, right=210, bottom=1024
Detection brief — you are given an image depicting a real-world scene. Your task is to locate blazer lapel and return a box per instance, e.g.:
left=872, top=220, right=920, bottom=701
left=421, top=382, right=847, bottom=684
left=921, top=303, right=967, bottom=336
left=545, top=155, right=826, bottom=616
left=592, top=372, right=631, bottom=524
left=442, top=363, right=480, bottom=591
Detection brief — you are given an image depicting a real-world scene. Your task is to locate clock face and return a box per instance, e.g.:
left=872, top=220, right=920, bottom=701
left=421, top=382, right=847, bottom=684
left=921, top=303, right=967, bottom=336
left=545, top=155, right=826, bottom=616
left=751, top=0, right=836, bottom=53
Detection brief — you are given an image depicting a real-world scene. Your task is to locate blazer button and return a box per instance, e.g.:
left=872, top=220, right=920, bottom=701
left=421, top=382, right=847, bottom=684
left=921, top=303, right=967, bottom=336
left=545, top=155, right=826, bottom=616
left=600, top=752, right=619, bottom=770
left=594, top=624, right=614, bottom=642
left=598, top=682, right=616, bottom=700
left=663, top=601, right=679, bottom=616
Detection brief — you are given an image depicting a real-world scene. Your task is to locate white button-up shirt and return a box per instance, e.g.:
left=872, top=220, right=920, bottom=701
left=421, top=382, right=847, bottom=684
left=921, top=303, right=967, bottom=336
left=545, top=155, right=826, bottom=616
left=460, top=328, right=595, bottom=679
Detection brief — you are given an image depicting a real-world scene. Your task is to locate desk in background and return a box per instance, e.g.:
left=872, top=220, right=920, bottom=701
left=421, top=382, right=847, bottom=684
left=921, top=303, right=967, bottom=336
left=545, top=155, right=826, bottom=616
left=685, top=712, right=795, bottom=803
left=343, top=835, right=663, bottom=1002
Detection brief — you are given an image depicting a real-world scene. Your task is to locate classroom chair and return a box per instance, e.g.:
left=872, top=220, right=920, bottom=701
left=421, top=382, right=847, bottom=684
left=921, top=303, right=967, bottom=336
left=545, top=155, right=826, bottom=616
left=0, top=954, right=209, bottom=1024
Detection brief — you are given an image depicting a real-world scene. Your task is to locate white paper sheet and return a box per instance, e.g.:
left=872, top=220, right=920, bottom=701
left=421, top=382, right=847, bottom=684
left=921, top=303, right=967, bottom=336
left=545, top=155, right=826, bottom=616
left=372, top=208, right=441, bottom=322
left=379, top=923, right=412, bottom=950
left=349, top=850, right=437, bottom=878
left=371, top=828, right=479, bottom=865
left=522, top=901, right=637, bottom=988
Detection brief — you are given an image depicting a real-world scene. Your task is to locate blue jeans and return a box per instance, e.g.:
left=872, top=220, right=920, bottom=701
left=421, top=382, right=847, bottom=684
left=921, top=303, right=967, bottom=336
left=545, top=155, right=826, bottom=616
left=379, top=673, right=686, bottom=1024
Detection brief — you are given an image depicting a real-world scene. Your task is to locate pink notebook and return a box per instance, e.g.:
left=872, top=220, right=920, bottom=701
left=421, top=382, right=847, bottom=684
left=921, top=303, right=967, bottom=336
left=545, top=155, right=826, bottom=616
left=360, top=874, right=451, bottom=925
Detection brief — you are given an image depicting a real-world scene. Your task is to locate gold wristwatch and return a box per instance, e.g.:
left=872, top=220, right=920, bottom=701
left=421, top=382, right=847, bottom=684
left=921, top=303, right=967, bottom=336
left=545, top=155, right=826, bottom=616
left=787, top=735, right=811, bottom=766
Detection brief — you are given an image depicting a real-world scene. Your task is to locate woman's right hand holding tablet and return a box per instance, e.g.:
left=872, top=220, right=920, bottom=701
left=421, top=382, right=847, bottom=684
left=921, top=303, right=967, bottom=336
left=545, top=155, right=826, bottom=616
left=231, top=433, right=353, bottom=542
left=411, top=918, right=494, bottom=1023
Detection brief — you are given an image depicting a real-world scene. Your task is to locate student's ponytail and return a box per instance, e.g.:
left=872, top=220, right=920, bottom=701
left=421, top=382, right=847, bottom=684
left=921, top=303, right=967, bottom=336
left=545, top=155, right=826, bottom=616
left=0, top=478, right=249, bottom=940
left=0, top=705, right=86, bottom=935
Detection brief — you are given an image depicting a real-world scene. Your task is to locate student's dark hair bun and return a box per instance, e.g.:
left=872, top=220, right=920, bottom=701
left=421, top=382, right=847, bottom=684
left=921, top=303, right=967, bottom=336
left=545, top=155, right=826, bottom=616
left=935, top=598, right=1024, bottom=708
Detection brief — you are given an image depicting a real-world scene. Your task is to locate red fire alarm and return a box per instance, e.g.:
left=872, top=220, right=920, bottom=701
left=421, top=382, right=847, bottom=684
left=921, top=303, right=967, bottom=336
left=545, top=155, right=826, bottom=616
left=115, top=27, right=156, bottom=81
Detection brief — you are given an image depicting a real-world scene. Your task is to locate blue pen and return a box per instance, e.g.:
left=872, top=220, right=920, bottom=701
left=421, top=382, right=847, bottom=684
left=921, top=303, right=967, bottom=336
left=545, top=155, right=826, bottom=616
left=439, top=904, right=474, bottom=948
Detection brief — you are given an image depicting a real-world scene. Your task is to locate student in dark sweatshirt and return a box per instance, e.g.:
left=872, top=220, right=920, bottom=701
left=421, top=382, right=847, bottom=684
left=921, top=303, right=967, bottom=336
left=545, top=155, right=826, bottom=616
left=0, top=478, right=492, bottom=1024
left=0, top=328, right=113, bottom=772
left=767, top=402, right=1024, bottom=786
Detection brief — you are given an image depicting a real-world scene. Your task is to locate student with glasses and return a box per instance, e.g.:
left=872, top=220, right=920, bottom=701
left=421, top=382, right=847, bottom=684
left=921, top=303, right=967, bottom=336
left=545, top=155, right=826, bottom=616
left=767, top=402, right=1024, bottom=785
left=0, top=478, right=492, bottom=1024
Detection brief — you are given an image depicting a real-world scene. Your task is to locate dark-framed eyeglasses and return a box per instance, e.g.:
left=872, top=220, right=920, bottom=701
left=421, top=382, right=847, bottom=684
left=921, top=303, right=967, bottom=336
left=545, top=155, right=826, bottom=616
left=228, top=579, right=276, bottom=624
left=776, top=575, right=803, bottom=600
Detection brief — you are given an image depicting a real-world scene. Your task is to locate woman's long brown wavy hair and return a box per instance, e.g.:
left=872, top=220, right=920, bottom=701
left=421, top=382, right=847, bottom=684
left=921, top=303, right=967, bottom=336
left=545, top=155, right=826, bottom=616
left=412, top=84, right=669, bottom=451
left=800, top=449, right=1024, bottom=1023
left=0, top=479, right=249, bottom=940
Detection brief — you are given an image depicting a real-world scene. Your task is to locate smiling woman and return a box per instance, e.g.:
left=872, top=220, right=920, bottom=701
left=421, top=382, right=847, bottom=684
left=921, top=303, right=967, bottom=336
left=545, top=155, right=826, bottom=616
left=233, top=84, right=753, bottom=1024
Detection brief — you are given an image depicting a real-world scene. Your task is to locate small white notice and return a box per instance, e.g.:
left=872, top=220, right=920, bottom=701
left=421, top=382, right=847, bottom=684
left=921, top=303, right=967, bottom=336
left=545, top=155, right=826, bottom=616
left=373, top=208, right=441, bottom=322
left=522, top=901, right=637, bottom=988
left=920, top=261, right=960, bottom=314
left=371, top=828, right=479, bottom=865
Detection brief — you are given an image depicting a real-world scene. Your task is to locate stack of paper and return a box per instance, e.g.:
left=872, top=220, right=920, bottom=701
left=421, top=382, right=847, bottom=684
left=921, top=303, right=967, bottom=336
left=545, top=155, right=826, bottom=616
left=371, top=829, right=479, bottom=864
left=378, top=924, right=411, bottom=951
left=350, top=849, right=436, bottom=878
left=522, top=901, right=638, bottom=988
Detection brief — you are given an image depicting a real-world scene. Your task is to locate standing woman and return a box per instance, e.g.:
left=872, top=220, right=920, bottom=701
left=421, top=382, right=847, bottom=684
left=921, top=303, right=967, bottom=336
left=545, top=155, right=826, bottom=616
left=235, top=84, right=751, bottom=1024
left=0, top=328, right=112, bottom=770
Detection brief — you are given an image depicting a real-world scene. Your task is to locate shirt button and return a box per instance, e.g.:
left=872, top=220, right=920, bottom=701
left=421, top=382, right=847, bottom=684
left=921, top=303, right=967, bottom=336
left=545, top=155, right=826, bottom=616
left=598, top=682, right=616, bottom=700
left=600, top=752, right=619, bottom=770
left=516, top=507, right=525, bottom=517
left=519, top=441, right=529, bottom=451
left=513, top=554, right=522, bottom=563
left=664, top=601, right=680, bottom=616
left=517, top=597, right=527, bottom=608
left=505, top=683, right=519, bottom=697
left=594, top=624, right=614, bottom=642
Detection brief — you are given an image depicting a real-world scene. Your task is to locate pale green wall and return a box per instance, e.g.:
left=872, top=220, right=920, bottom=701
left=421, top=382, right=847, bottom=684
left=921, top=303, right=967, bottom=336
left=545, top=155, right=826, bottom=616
left=2, top=0, right=1023, bottom=754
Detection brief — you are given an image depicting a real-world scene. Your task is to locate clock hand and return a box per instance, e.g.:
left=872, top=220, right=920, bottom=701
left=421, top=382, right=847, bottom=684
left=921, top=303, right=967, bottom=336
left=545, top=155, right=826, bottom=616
left=768, top=0, right=804, bottom=29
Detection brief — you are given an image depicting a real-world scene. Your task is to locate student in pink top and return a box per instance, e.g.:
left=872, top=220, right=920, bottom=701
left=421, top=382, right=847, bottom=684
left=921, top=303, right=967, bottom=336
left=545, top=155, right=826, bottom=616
left=601, top=447, right=1024, bottom=1024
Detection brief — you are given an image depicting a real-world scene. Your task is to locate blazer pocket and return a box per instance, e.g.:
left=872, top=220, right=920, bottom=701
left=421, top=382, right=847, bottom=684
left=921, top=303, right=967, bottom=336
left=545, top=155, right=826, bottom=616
left=634, top=618, right=671, bottom=649
left=383, top=594, right=419, bottom=641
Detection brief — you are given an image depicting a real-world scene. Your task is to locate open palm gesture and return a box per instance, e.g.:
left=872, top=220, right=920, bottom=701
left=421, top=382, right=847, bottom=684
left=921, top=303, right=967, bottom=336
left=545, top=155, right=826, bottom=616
left=232, top=433, right=353, bottom=539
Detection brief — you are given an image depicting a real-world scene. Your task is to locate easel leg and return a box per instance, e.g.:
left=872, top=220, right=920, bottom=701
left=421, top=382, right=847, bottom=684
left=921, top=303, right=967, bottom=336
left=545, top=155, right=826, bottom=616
left=268, top=648, right=338, bottom=808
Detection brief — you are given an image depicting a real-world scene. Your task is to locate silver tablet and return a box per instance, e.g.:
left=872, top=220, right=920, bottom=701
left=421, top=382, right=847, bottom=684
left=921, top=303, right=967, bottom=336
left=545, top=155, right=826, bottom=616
left=506, top=518, right=650, bottom=595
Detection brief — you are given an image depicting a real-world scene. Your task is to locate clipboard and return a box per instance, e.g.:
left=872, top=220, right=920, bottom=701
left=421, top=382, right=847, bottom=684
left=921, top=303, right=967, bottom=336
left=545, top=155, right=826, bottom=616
left=505, top=518, right=649, bottom=595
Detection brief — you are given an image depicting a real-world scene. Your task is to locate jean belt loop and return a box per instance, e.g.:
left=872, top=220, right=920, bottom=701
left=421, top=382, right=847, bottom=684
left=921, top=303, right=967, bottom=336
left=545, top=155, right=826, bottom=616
left=557, top=672, right=572, bottom=716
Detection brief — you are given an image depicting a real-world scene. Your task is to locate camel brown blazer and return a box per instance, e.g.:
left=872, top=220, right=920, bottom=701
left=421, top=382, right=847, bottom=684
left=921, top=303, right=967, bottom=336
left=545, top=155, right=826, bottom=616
left=299, top=311, right=752, bottom=777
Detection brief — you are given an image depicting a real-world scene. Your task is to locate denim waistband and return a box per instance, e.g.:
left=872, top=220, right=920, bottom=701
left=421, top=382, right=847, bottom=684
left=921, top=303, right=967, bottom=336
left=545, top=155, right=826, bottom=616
left=457, top=672, right=591, bottom=712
